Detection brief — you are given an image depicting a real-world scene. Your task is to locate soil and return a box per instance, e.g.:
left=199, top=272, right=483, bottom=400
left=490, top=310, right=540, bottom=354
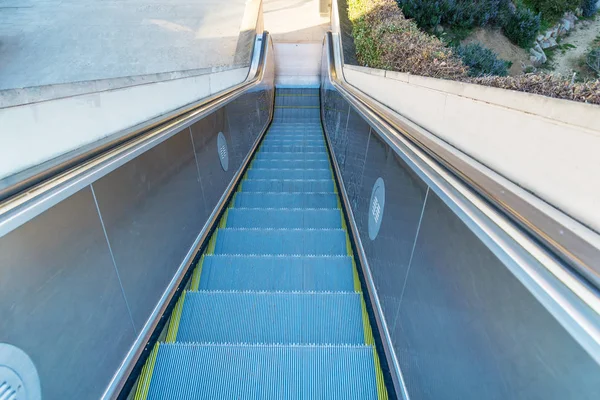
left=462, top=28, right=532, bottom=76
left=549, top=15, right=600, bottom=79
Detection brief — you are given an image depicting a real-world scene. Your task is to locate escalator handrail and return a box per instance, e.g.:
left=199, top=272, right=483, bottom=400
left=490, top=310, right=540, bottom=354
left=99, top=33, right=274, bottom=400
left=323, top=31, right=600, bottom=381
left=0, top=33, right=268, bottom=237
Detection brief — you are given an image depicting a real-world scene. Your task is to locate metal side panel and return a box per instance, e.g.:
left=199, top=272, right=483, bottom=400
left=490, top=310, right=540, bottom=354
left=92, top=129, right=204, bottom=330
left=0, top=187, right=136, bottom=399
left=395, top=191, right=600, bottom=400
left=352, top=134, right=429, bottom=326
left=190, top=108, right=236, bottom=216
left=321, top=70, right=600, bottom=400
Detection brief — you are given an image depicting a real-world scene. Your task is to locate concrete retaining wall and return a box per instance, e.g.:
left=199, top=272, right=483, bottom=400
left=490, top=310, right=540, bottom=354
left=0, top=67, right=248, bottom=182
left=343, top=64, right=600, bottom=233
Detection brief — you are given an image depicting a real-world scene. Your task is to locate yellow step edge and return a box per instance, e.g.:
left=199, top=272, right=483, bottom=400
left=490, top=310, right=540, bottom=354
left=133, top=342, right=160, bottom=400
left=206, top=229, right=218, bottom=254
left=165, top=291, right=187, bottom=343
left=351, top=258, right=362, bottom=293
left=219, top=208, right=229, bottom=229
left=341, top=210, right=347, bottom=231
left=345, top=232, right=353, bottom=257
left=360, top=296, right=375, bottom=346
left=190, top=255, right=205, bottom=291
left=373, top=347, right=389, bottom=400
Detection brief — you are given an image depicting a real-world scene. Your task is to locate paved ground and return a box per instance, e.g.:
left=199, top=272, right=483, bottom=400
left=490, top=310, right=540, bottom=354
left=264, top=0, right=329, bottom=43
left=0, top=0, right=247, bottom=90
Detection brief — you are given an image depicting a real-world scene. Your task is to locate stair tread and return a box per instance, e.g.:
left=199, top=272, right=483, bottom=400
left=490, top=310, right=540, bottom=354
left=177, top=291, right=364, bottom=344
left=214, top=228, right=348, bottom=255
left=226, top=208, right=341, bottom=229
left=147, top=343, right=378, bottom=400
left=241, top=179, right=335, bottom=193
left=247, top=168, right=331, bottom=180
left=234, top=192, right=338, bottom=208
left=199, top=255, right=355, bottom=291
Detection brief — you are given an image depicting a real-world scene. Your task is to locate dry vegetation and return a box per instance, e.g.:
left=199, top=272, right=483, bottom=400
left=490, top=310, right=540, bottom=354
left=468, top=74, right=600, bottom=103
left=348, top=0, right=600, bottom=104
left=348, top=0, right=467, bottom=79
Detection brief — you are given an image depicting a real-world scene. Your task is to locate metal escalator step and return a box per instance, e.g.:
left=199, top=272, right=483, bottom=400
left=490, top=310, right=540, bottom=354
left=199, top=255, right=355, bottom=291
left=234, top=192, right=338, bottom=208
left=276, top=87, right=320, bottom=95
left=247, top=168, right=331, bottom=180
left=251, top=159, right=330, bottom=169
left=262, top=140, right=325, bottom=148
left=254, top=152, right=328, bottom=161
left=262, top=138, right=324, bottom=145
left=226, top=208, right=341, bottom=229
left=147, top=343, right=378, bottom=400
left=177, top=291, right=364, bottom=344
left=273, top=108, right=320, bottom=122
left=214, top=228, right=347, bottom=255
left=267, top=126, right=322, bottom=131
left=241, top=179, right=334, bottom=193
left=275, top=94, right=320, bottom=107
left=260, top=144, right=325, bottom=152
left=265, top=131, right=323, bottom=137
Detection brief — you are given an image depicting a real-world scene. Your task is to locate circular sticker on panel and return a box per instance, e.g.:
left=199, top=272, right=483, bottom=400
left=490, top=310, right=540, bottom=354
left=0, top=343, right=41, bottom=400
left=217, top=132, right=229, bottom=171
left=368, top=178, right=385, bottom=240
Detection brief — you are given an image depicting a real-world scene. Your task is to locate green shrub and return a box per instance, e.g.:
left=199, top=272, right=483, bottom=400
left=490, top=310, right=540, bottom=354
left=523, top=0, right=579, bottom=20
left=396, top=0, right=507, bottom=30
left=456, top=43, right=510, bottom=76
left=581, top=0, right=598, bottom=17
left=501, top=4, right=541, bottom=47
left=587, top=48, right=600, bottom=76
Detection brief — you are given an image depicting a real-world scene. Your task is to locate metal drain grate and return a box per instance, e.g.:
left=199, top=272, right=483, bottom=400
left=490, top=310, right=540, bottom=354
left=0, top=344, right=40, bottom=400
left=0, top=366, right=22, bottom=400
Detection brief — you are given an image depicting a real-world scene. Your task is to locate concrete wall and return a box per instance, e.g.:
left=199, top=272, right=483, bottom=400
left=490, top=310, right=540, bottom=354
left=0, top=67, right=248, bottom=182
left=343, top=64, right=600, bottom=234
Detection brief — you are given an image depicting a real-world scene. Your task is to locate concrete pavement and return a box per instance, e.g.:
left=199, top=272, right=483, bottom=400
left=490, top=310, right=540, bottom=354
left=0, top=0, right=248, bottom=90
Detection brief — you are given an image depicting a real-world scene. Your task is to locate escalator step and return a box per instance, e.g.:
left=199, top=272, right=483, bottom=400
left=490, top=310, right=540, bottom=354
left=262, top=138, right=324, bottom=146
left=147, top=343, right=378, bottom=400
left=260, top=144, right=325, bottom=152
left=251, top=159, right=330, bottom=169
left=264, top=131, right=323, bottom=138
left=214, top=228, right=347, bottom=255
left=234, top=192, right=338, bottom=208
left=198, top=255, right=355, bottom=291
left=275, top=95, right=320, bottom=107
left=176, top=291, right=364, bottom=344
left=247, top=168, right=331, bottom=180
left=241, top=179, right=334, bottom=193
left=226, top=209, right=341, bottom=229
left=273, top=109, right=320, bottom=122
left=254, top=152, right=328, bottom=161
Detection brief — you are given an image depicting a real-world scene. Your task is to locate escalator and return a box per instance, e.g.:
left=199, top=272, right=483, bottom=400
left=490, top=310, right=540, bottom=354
left=133, top=87, right=388, bottom=399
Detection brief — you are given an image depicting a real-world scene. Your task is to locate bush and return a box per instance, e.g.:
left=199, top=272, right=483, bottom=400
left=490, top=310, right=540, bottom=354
left=523, top=0, right=579, bottom=20
left=581, top=0, right=598, bottom=17
left=467, top=74, right=600, bottom=104
left=501, top=4, right=541, bottom=47
left=349, top=0, right=467, bottom=78
left=587, top=48, right=600, bottom=76
left=456, top=43, right=510, bottom=76
left=396, top=0, right=507, bottom=30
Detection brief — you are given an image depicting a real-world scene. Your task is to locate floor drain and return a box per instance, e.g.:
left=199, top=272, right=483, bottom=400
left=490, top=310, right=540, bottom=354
left=0, top=344, right=40, bottom=400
